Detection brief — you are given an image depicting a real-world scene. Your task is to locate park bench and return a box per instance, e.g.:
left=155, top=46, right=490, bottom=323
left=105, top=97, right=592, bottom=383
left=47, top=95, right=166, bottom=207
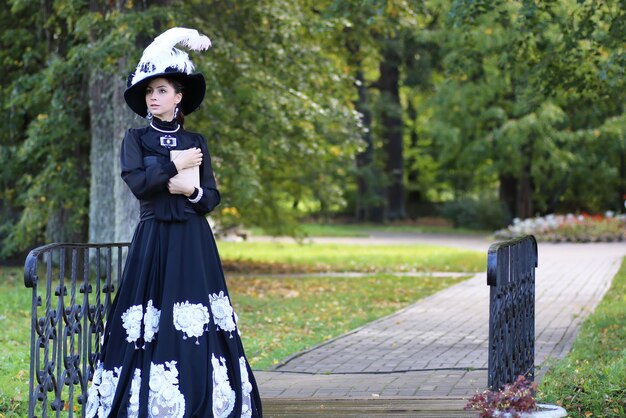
left=23, top=236, right=537, bottom=417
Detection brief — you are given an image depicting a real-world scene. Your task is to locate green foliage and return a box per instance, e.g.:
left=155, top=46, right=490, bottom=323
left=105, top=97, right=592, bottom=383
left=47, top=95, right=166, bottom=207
left=539, top=257, right=626, bottom=417
left=175, top=1, right=363, bottom=234
left=1, top=0, right=624, bottom=255
left=0, top=1, right=170, bottom=256
left=429, top=0, right=626, bottom=216
left=0, top=1, right=362, bottom=256
left=1, top=0, right=92, bottom=256
left=441, top=194, right=509, bottom=230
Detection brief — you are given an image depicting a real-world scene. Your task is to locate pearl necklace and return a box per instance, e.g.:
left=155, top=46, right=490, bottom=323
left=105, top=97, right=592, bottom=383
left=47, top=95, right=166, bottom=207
left=150, top=122, right=180, bottom=133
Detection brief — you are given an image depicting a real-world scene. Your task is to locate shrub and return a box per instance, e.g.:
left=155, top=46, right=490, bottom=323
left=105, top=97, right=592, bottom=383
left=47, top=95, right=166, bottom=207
left=441, top=196, right=510, bottom=230
left=465, top=375, right=538, bottom=418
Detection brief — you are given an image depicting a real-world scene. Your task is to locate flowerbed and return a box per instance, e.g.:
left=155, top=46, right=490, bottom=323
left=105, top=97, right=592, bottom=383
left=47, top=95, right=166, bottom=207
left=495, top=213, right=626, bottom=243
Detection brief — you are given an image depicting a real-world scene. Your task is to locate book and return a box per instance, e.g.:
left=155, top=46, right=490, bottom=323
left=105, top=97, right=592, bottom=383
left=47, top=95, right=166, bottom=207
left=170, top=150, right=200, bottom=188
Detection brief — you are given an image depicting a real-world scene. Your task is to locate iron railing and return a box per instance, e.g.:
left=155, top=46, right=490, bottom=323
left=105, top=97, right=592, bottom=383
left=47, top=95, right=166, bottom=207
left=23, top=243, right=129, bottom=418
left=487, top=235, right=537, bottom=390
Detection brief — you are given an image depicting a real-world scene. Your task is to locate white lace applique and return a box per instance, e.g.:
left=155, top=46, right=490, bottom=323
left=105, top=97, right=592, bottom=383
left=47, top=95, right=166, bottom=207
left=234, top=311, right=241, bottom=336
left=121, top=304, right=143, bottom=347
left=127, top=368, right=142, bottom=418
left=85, top=362, right=122, bottom=418
left=173, top=301, right=210, bottom=344
left=121, top=302, right=161, bottom=348
left=239, top=357, right=253, bottom=418
left=209, top=291, right=236, bottom=337
left=212, top=354, right=236, bottom=418
left=85, top=362, right=102, bottom=418
left=144, top=300, right=161, bottom=343
left=148, top=361, right=186, bottom=417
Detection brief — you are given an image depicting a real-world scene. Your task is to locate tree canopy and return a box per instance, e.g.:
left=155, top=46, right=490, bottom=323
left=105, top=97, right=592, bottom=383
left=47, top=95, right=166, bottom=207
left=0, top=0, right=624, bottom=258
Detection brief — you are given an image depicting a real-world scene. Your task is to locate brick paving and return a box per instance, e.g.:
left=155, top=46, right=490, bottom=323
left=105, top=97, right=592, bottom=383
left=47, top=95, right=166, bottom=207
left=252, top=236, right=626, bottom=400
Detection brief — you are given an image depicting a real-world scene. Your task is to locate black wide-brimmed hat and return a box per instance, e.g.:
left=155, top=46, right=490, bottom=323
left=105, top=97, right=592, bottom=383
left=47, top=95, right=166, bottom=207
left=124, top=27, right=212, bottom=118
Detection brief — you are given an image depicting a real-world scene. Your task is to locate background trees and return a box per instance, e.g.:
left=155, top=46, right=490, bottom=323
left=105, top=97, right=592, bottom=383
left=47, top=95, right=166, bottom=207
left=0, top=0, right=624, bottom=260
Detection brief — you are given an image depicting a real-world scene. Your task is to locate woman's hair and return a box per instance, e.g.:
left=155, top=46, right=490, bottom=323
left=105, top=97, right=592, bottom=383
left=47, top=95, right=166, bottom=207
left=167, top=77, right=186, bottom=126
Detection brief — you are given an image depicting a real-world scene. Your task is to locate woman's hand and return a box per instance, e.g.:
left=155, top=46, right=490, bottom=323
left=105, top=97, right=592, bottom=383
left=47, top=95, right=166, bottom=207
left=172, top=148, right=203, bottom=171
left=168, top=175, right=196, bottom=197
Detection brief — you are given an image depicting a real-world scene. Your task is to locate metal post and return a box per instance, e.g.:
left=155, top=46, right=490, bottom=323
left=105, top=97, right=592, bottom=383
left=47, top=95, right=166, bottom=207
left=487, top=235, right=537, bottom=390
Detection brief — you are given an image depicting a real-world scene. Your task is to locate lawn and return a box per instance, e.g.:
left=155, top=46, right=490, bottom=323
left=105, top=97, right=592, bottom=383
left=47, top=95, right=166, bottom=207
left=538, top=257, right=626, bottom=417
left=218, top=241, right=486, bottom=273
left=250, top=221, right=491, bottom=238
left=0, top=268, right=30, bottom=417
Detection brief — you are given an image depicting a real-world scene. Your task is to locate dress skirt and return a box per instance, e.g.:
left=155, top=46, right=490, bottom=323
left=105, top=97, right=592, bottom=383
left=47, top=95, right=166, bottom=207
left=85, top=214, right=262, bottom=417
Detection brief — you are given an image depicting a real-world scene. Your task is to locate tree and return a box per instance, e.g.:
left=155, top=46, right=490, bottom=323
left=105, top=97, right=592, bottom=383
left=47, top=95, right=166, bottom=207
left=323, top=0, right=426, bottom=222
left=0, top=0, right=363, bottom=258
left=431, top=0, right=626, bottom=219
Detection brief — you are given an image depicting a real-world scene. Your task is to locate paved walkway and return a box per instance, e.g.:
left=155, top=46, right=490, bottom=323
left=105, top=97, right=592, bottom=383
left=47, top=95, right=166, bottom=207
left=252, top=234, right=626, bottom=400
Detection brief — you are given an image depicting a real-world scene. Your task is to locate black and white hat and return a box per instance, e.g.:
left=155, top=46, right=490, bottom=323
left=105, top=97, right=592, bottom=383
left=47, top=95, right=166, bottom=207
left=124, top=27, right=212, bottom=118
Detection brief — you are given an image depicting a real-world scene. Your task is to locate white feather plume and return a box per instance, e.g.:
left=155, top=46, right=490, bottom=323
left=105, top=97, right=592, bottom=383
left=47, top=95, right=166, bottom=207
left=131, top=27, right=212, bottom=86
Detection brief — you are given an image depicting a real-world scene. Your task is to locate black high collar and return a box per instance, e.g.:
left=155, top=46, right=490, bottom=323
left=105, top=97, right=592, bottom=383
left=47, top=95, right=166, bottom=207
left=151, top=116, right=180, bottom=132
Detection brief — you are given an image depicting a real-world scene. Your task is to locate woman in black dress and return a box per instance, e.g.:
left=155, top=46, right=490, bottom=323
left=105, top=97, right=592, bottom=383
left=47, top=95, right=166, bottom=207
left=85, top=27, right=262, bottom=418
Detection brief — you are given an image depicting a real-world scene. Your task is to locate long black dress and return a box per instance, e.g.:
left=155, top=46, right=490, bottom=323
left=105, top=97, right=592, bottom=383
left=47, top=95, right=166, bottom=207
left=85, top=118, right=262, bottom=418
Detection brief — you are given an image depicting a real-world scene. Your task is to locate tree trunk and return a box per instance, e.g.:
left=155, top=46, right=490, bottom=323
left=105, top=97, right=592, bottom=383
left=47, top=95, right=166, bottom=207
left=499, top=174, right=517, bottom=219
left=619, top=150, right=626, bottom=212
left=113, top=60, right=141, bottom=243
left=88, top=67, right=138, bottom=245
left=88, top=70, right=116, bottom=243
left=405, top=99, right=422, bottom=216
left=345, top=35, right=385, bottom=223
left=517, top=139, right=535, bottom=219
left=378, top=42, right=406, bottom=220
left=354, top=68, right=385, bottom=222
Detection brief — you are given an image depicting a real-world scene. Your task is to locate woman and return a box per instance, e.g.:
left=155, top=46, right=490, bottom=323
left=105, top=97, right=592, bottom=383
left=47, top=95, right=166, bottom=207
left=86, top=28, right=262, bottom=418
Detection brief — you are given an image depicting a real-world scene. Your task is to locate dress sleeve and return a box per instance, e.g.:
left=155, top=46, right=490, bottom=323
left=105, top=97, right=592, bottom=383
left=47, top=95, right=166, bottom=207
left=120, top=129, right=179, bottom=200
left=190, top=134, right=221, bottom=215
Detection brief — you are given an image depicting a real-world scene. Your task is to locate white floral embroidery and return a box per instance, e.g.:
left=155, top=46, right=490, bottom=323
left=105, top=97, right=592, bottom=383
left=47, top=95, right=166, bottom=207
left=127, top=368, right=142, bottom=417
left=212, top=354, right=236, bottom=418
left=209, top=291, right=236, bottom=337
left=148, top=361, right=185, bottom=418
left=85, top=362, right=122, bottom=418
left=173, top=301, right=210, bottom=344
left=144, top=300, right=161, bottom=343
left=239, top=357, right=253, bottom=418
left=121, top=302, right=162, bottom=348
left=121, top=304, right=143, bottom=346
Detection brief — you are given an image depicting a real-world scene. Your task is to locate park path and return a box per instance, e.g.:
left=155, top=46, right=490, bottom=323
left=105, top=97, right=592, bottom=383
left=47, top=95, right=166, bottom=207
left=250, top=233, right=626, bottom=401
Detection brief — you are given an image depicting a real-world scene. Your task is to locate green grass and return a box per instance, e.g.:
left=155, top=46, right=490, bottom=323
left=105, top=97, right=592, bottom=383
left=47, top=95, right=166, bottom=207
left=250, top=222, right=491, bottom=238
left=218, top=241, right=485, bottom=273
left=538, top=256, right=626, bottom=417
left=0, top=268, right=30, bottom=418
left=228, top=273, right=469, bottom=369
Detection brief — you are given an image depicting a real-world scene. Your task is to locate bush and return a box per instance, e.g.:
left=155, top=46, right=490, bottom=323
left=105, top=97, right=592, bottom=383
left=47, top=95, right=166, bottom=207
left=440, top=196, right=509, bottom=230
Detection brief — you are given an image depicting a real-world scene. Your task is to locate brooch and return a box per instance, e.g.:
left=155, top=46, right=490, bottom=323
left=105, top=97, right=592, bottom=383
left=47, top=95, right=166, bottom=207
left=159, top=135, right=177, bottom=148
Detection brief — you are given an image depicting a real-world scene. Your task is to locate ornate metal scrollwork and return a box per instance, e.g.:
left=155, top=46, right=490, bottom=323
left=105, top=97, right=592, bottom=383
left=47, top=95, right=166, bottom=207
left=487, top=235, right=537, bottom=391
left=24, top=243, right=129, bottom=418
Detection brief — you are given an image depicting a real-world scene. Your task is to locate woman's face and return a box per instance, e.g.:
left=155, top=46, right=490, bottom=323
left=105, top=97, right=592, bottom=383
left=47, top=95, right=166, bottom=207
left=145, top=78, right=182, bottom=121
